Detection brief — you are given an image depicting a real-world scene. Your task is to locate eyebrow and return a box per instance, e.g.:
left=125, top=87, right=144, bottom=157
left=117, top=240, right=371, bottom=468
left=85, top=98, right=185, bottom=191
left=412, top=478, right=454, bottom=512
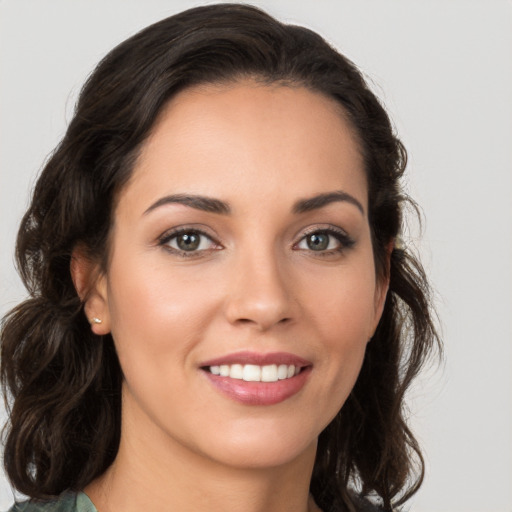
left=143, top=190, right=364, bottom=216
left=293, top=191, right=365, bottom=215
left=143, top=194, right=231, bottom=215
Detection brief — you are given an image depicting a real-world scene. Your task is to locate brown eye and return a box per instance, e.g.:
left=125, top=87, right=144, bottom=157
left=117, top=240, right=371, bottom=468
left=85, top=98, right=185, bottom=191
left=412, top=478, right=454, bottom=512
left=176, top=232, right=201, bottom=251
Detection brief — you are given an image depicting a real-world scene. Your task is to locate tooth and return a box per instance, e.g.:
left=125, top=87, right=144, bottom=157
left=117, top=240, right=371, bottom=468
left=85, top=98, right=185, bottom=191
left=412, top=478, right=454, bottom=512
left=277, top=364, right=288, bottom=380
left=261, top=364, right=278, bottom=382
left=243, top=364, right=261, bottom=382
left=210, top=363, right=300, bottom=381
left=230, top=364, right=243, bottom=379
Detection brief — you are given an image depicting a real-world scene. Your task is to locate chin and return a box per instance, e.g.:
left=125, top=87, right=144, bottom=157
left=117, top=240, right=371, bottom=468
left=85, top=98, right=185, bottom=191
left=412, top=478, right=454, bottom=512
left=210, top=438, right=317, bottom=470
left=187, top=418, right=321, bottom=471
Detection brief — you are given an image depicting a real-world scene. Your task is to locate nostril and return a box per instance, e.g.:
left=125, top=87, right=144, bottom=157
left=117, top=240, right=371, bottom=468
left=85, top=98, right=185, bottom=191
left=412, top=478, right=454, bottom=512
left=231, top=316, right=292, bottom=331
left=224, top=286, right=294, bottom=330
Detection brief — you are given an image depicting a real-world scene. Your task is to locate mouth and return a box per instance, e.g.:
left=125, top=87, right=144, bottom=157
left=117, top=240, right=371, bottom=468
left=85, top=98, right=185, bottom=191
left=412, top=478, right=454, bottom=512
left=203, top=363, right=302, bottom=382
left=199, top=351, right=312, bottom=405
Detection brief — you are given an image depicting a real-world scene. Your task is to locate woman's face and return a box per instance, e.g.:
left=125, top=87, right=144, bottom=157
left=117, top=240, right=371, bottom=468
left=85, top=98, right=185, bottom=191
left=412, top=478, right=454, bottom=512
left=89, top=81, right=388, bottom=470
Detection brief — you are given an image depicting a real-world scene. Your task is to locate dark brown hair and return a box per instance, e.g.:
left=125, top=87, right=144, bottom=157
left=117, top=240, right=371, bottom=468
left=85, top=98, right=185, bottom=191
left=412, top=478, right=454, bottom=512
left=1, top=4, right=439, bottom=511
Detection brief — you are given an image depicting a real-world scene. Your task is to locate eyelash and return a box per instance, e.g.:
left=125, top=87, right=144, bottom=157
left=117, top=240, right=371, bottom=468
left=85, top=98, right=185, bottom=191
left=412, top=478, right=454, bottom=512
left=158, top=227, right=221, bottom=258
left=294, top=227, right=355, bottom=257
left=157, top=226, right=355, bottom=258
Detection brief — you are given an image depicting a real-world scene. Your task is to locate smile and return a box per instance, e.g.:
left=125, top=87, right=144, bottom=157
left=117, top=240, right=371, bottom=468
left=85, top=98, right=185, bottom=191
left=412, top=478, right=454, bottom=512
left=208, top=364, right=300, bottom=382
left=200, top=352, right=312, bottom=405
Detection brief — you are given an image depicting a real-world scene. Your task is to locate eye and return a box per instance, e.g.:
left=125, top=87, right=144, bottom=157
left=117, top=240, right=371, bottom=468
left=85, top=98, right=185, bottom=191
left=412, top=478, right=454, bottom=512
left=159, top=228, right=220, bottom=255
left=301, top=233, right=334, bottom=251
left=295, top=228, right=354, bottom=254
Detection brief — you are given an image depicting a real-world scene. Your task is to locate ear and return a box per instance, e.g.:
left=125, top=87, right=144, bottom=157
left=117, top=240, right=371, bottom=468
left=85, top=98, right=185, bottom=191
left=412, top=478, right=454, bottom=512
left=70, top=246, right=111, bottom=335
left=369, top=239, right=394, bottom=339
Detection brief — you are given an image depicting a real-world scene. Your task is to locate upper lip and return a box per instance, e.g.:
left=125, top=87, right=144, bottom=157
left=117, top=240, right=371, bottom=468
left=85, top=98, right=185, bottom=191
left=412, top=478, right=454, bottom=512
left=200, top=351, right=312, bottom=368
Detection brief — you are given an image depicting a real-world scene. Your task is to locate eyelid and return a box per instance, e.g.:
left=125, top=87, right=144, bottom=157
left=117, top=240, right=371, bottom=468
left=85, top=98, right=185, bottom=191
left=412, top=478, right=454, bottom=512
left=293, top=224, right=355, bottom=252
left=295, top=224, right=351, bottom=242
left=299, top=224, right=349, bottom=238
left=157, top=225, right=222, bottom=256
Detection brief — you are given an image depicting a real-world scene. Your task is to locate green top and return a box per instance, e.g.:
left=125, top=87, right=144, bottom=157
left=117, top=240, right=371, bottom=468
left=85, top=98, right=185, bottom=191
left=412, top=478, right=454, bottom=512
left=7, top=492, right=97, bottom=512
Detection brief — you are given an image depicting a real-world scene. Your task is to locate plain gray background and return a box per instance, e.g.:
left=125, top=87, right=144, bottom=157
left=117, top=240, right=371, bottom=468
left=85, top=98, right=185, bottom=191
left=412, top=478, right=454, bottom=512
left=1, top=1, right=511, bottom=511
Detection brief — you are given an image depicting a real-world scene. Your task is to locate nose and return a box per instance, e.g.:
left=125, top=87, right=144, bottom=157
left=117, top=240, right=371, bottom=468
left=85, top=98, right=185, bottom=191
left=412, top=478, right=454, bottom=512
left=224, top=250, right=295, bottom=331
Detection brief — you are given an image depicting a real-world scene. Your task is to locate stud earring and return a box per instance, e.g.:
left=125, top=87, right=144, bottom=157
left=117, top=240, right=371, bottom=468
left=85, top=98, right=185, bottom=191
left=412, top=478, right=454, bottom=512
left=394, top=236, right=405, bottom=250
left=90, top=317, right=102, bottom=325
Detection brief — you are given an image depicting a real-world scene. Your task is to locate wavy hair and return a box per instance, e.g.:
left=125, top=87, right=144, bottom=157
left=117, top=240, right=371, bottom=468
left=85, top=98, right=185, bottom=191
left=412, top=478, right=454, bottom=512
left=1, top=4, right=439, bottom=511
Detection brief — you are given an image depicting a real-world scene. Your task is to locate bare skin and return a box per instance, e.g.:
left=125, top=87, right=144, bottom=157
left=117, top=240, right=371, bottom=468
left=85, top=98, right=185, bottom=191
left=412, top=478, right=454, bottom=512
left=75, top=81, right=388, bottom=512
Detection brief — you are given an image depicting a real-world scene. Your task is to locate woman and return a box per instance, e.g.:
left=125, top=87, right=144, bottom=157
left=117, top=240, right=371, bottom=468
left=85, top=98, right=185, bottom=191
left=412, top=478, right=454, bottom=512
left=1, top=4, right=439, bottom=512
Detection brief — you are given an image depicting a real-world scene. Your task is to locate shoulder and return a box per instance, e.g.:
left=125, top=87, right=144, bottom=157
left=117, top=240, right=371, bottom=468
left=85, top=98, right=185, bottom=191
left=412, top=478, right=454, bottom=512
left=6, top=492, right=96, bottom=512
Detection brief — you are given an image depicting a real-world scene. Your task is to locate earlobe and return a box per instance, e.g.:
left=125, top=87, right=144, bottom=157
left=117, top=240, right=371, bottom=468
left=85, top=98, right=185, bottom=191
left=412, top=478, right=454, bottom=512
left=70, top=246, right=111, bottom=335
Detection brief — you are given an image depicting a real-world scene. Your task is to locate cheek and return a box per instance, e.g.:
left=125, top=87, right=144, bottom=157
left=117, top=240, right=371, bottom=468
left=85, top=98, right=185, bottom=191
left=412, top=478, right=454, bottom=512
left=103, top=256, right=224, bottom=432
left=319, top=298, right=370, bottom=391
left=301, top=259, right=377, bottom=406
left=304, top=256, right=378, bottom=344
left=105, top=254, right=222, bottom=369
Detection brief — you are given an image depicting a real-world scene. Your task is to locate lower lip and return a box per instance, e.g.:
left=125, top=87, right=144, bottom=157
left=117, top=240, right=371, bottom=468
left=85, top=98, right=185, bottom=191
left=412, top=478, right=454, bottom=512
left=202, top=367, right=311, bottom=405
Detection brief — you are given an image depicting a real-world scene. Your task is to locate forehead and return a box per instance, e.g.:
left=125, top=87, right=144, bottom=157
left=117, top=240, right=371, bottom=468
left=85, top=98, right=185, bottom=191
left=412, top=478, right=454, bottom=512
left=123, top=81, right=366, bottom=213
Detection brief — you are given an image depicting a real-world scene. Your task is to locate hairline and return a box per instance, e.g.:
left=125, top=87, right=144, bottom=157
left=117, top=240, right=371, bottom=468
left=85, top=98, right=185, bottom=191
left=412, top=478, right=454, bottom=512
left=98, top=74, right=368, bottom=273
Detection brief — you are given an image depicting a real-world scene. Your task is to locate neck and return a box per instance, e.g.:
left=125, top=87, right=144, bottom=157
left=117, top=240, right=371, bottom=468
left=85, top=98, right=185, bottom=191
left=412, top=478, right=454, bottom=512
left=85, top=392, right=319, bottom=512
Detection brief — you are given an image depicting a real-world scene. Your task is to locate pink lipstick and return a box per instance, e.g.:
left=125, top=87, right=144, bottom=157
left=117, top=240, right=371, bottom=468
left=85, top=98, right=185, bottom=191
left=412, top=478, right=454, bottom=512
left=200, top=351, right=312, bottom=405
